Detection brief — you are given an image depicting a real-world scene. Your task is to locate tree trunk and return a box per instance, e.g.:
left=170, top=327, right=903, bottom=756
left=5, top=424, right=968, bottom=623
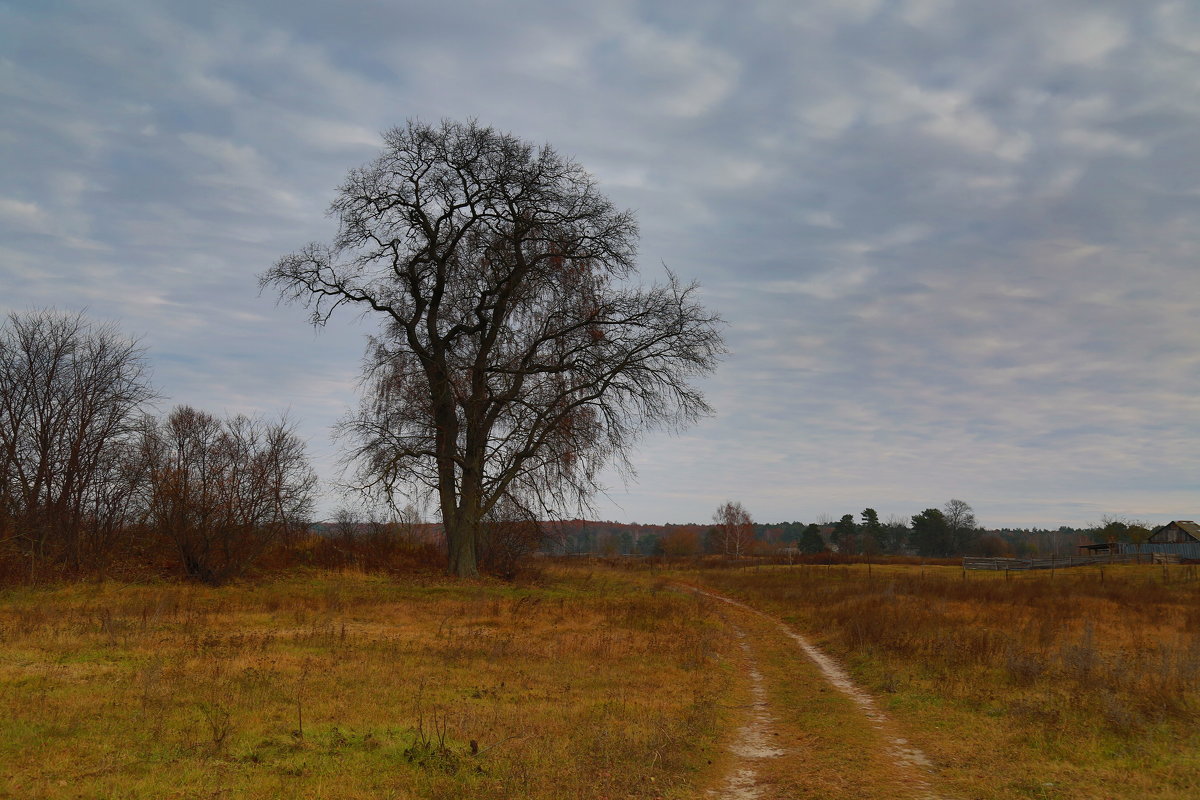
left=445, top=516, right=479, bottom=578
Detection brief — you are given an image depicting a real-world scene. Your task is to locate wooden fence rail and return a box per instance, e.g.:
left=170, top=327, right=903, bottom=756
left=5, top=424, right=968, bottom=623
left=963, top=553, right=1179, bottom=571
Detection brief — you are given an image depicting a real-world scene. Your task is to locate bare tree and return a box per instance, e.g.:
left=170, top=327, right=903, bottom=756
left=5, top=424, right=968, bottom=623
left=943, top=498, right=978, bottom=554
left=333, top=505, right=361, bottom=543
left=139, top=406, right=317, bottom=584
left=262, top=119, right=724, bottom=577
left=713, top=501, right=753, bottom=558
left=0, top=309, right=156, bottom=577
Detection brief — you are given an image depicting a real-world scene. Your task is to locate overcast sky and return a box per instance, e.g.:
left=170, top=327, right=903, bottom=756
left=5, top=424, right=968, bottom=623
left=3, top=0, right=1198, bottom=528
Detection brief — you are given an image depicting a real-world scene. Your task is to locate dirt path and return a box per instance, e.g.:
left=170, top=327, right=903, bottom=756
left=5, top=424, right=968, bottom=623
left=690, top=586, right=950, bottom=800
left=708, top=622, right=785, bottom=800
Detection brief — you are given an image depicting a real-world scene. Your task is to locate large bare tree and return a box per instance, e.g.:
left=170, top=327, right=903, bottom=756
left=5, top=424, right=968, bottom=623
left=263, top=119, right=723, bottom=577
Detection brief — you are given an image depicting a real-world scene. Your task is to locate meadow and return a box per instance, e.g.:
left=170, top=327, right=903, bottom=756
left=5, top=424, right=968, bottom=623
left=2, top=561, right=1198, bottom=799
left=0, top=569, right=732, bottom=800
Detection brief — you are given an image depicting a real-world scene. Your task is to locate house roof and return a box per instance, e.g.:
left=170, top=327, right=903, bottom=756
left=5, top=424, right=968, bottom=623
left=1153, top=520, right=1200, bottom=540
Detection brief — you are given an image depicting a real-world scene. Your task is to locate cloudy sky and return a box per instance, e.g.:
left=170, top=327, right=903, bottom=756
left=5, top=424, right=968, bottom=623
left=3, top=0, right=1198, bottom=528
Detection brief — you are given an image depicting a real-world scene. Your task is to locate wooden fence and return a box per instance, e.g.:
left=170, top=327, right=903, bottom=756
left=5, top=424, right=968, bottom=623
left=963, top=553, right=1179, bottom=571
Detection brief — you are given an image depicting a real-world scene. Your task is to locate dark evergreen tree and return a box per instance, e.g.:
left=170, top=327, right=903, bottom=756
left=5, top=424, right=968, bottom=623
left=831, top=513, right=857, bottom=553
left=860, top=508, right=883, bottom=553
left=882, top=518, right=910, bottom=554
left=910, top=508, right=950, bottom=556
left=798, top=523, right=826, bottom=554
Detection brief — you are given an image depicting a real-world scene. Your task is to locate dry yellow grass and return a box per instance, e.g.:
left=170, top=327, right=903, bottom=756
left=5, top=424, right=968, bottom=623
left=685, top=562, right=1200, bottom=800
left=0, top=568, right=735, bottom=799
left=9, top=561, right=1195, bottom=799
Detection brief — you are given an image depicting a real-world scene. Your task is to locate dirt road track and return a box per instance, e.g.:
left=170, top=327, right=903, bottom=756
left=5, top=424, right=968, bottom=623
left=687, top=586, right=952, bottom=800
left=707, top=622, right=784, bottom=800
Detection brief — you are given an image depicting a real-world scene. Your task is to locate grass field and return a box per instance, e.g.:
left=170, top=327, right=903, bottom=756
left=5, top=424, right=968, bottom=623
left=3, top=562, right=1198, bottom=799
left=684, top=561, right=1200, bottom=800
left=0, top=569, right=733, bottom=800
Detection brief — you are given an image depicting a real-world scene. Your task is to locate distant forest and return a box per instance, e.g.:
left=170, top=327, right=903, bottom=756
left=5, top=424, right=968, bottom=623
left=542, top=518, right=1103, bottom=559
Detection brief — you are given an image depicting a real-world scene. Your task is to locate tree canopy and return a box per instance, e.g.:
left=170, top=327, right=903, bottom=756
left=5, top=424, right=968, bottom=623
left=798, top=523, right=826, bottom=554
left=910, top=507, right=950, bottom=557
left=831, top=513, right=857, bottom=552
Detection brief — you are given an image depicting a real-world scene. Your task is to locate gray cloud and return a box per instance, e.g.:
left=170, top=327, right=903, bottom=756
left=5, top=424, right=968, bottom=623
left=2, top=0, right=1197, bottom=528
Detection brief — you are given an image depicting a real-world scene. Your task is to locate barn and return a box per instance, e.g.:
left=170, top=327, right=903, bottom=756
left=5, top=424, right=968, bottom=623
left=1078, top=520, right=1200, bottom=561
left=1148, top=520, right=1200, bottom=544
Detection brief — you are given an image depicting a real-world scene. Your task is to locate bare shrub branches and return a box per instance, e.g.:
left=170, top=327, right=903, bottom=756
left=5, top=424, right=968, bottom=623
left=0, top=309, right=156, bottom=576
left=0, top=310, right=319, bottom=585
left=138, top=406, right=318, bottom=585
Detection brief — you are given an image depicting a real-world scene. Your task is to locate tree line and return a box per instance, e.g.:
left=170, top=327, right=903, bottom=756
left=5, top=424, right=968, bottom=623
left=551, top=500, right=1116, bottom=559
left=704, top=499, right=981, bottom=557
left=0, top=309, right=316, bottom=584
left=719, top=499, right=984, bottom=558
